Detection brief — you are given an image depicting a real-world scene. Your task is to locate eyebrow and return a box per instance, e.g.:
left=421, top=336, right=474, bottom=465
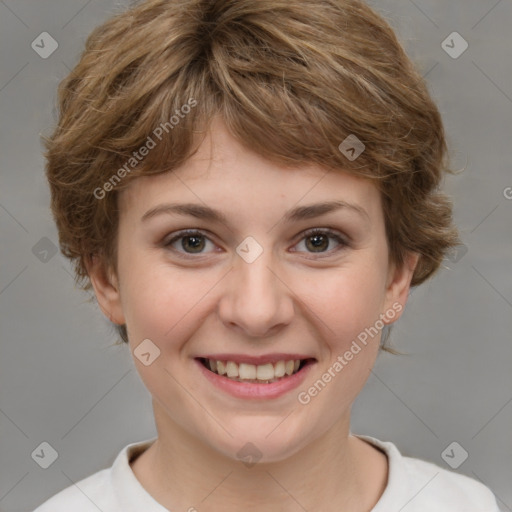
left=141, top=200, right=370, bottom=225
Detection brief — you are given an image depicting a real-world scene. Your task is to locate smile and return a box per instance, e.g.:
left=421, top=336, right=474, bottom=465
left=194, top=356, right=317, bottom=399
left=198, top=357, right=314, bottom=383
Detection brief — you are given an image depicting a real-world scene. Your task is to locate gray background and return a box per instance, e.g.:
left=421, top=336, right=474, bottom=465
left=1, top=0, right=511, bottom=511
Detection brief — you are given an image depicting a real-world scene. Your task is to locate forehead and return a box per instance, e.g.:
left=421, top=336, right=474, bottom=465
left=119, top=119, right=383, bottom=224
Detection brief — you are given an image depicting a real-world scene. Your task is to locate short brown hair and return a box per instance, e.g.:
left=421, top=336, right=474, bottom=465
left=43, top=0, right=460, bottom=348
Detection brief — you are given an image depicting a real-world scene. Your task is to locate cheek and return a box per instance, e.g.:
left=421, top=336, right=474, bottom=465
left=118, top=245, right=232, bottom=366
left=295, top=268, right=387, bottom=408
left=300, top=262, right=387, bottom=343
left=120, top=264, right=209, bottom=393
left=121, top=263, right=204, bottom=343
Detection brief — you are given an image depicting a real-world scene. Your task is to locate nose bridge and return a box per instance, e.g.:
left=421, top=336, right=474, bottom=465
left=218, top=239, right=294, bottom=336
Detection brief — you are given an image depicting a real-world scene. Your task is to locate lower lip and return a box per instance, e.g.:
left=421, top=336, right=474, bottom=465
left=194, top=358, right=316, bottom=400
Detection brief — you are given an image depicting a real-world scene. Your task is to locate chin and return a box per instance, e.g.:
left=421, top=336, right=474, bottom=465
left=201, top=417, right=312, bottom=466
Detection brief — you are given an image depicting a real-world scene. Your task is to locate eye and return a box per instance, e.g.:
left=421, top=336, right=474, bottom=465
left=292, top=228, right=348, bottom=256
left=164, top=230, right=217, bottom=256
left=163, top=227, right=348, bottom=258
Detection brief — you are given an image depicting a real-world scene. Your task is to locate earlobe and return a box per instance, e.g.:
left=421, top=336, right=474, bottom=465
left=382, top=252, right=420, bottom=323
left=85, top=254, right=125, bottom=325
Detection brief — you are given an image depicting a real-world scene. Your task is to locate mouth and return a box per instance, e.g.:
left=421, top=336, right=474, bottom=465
left=195, top=356, right=317, bottom=384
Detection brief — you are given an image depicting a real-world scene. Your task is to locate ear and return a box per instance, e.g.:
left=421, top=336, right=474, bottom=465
left=381, top=251, right=420, bottom=324
left=85, top=254, right=125, bottom=325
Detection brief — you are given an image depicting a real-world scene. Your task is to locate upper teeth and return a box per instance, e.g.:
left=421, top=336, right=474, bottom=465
left=208, top=359, right=301, bottom=380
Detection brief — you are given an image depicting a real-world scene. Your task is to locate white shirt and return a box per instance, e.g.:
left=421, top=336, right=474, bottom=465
left=33, top=435, right=500, bottom=511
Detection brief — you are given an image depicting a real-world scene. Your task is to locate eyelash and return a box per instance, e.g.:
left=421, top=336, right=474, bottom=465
left=163, top=228, right=349, bottom=259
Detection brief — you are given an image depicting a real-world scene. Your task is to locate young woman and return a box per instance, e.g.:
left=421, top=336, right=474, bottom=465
left=35, top=0, right=500, bottom=510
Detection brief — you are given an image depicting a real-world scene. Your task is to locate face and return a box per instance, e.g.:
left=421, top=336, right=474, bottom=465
left=89, top=118, right=418, bottom=464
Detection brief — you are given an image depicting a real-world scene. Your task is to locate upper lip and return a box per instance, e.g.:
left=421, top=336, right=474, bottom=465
left=195, top=353, right=316, bottom=365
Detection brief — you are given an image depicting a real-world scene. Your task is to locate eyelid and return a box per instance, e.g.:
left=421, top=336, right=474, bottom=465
left=163, top=228, right=215, bottom=245
left=298, top=227, right=349, bottom=244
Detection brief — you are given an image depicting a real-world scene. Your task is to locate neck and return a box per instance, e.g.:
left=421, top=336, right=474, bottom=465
left=130, top=400, right=388, bottom=512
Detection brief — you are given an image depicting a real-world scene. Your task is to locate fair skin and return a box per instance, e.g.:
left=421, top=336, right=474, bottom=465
left=88, top=117, right=419, bottom=512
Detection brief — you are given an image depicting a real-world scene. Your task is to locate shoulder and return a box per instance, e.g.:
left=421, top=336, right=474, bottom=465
left=33, top=439, right=157, bottom=512
left=32, top=468, right=113, bottom=512
left=355, top=435, right=500, bottom=512
left=32, top=438, right=157, bottom=512
left=400, top=454, right=499, bottom=511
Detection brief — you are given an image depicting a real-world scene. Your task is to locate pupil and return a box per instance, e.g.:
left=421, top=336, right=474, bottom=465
left=183, top=235, right=204, bottom=253
left=307, top=234, right=328, bottom=252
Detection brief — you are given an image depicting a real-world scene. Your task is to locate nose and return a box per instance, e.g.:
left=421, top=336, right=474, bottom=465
left=217, top=247, right=295, bottom=338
